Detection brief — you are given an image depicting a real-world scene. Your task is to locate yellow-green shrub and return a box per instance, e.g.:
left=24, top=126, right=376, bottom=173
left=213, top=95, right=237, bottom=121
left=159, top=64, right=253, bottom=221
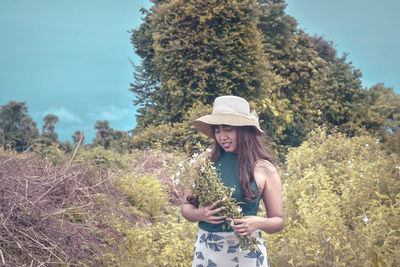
left=267, top=128, right=400, bottom=266
left=117, top=173, right=170, bottom=219
left=130, top=102, right=212, bottom=154
left=32, top=143, right=67, bottom=165
left=73, top=146, right=129, bottom=169
left=98, top=212, right=197, bottom=267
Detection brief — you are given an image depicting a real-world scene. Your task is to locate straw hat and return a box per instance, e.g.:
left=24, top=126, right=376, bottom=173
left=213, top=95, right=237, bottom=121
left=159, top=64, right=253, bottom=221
left=193, top=95, right=264, bottom=138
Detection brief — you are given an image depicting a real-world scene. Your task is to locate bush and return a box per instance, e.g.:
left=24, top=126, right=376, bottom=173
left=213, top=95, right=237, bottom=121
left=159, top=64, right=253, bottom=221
left=97, top=212, right=197, bottom=267
left=267, top=128, right=400, bottom=266
left=130, top=102, right=213, bottom=154
left=117, top=173, right=170, bottom=219
left=32, top=142, right=68, bottom=165
left=73, top=146, right=129, bottom=169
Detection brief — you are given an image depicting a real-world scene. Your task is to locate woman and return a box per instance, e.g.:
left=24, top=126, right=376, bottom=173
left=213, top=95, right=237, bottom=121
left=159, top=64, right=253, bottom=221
left=181, top=95, right=284, bottom=267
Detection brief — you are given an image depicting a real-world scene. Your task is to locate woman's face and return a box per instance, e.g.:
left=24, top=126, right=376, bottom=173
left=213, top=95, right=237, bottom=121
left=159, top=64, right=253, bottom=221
left=214, top=125, right=238, bottom=153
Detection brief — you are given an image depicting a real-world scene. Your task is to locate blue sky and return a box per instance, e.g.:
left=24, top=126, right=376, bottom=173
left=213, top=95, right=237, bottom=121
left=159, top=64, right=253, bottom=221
left=1, top=0, right=399, bottom=143
left=286, top=0, right=400, bottom=91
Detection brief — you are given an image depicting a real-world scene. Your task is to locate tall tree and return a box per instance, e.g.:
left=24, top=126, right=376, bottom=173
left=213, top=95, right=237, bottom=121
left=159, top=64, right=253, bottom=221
left=359, top=83, right=400, bottom=154
left=130, top=0, right=280, bottom=127
left=72, top=130, right=85, bottom=145
left=94, top=120, right=111, bottom=148
left=21, top=116, right=38, bottom=150
left=42, top=114, right=59, bottom=134
left=255, top=1, right=366, bottom=151
left=257, top=0, right=298, bottom=51
left=41, top=114, right=59, bottom=143
left=310, top=55, right=365, bottom=134
left=129, top=0, right=397, bottom=157
left=0, top=101, right=39, bottom=151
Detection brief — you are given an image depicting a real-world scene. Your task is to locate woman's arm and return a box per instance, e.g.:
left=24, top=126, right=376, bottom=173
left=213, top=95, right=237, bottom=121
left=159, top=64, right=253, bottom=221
left=181, top=194, right=227, bottom=224
left=230, top=160, right=284, bottom=235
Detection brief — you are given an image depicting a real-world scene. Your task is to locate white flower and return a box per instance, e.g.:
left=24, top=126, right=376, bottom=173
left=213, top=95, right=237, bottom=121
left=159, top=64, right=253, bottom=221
left=206, top=148, right=212, bottom=153
left=189, top=158, right=196, bottom=166
left=221, top=197, right=226, bottom=201
left=363, top=214, right=368, bottom=222
left=175, top=171, right=181, bottom=177
left=211, top=166, right=216, bottom=170
left=173, top=178, right=180, bottom=185
left=365, top=144, right=369, bottom=147
left=192, top=152, right=199, bottom=158
left=236, top=206, right=242, bottom=213
left=178, top=161, right=183, bottom=167
left=200, top=167, right=205, bottom=173
left=360, top=173, right=364, bottom=177
left=338, top=198, right=341, bottom=201
left=170, top=175, right=175, bottom=181
left=326, top=237, right=331, bottom=242
left=192, top=183, right=196, bottom=188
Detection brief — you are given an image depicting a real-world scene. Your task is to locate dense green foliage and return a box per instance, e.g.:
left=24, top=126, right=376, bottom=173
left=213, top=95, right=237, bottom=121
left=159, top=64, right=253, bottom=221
left=0, top=101, right=39, bottom=151
left=131, top=0, right=281, bottom=131
left=130, top=0, right=400, bottom=158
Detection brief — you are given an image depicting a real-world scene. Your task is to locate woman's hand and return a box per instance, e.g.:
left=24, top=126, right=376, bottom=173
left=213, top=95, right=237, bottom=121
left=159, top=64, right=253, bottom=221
left=228, top=216, right=262, bottom=236
left=197, top=200, right=227, bottom=224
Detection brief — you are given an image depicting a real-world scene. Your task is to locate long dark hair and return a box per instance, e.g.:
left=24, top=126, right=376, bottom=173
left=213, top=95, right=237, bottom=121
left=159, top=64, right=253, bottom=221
left=211, top=126, right=275, bottom=201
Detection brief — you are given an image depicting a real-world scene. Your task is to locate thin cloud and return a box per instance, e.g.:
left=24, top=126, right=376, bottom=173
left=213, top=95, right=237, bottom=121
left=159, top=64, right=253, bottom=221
left=42, top=106, right=82, bottom=123
left=89, top=105, right=131, bottom=121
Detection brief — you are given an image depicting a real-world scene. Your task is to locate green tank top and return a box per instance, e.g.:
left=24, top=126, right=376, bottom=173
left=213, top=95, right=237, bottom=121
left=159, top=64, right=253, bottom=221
left=198, top=151, right=261, bottom=232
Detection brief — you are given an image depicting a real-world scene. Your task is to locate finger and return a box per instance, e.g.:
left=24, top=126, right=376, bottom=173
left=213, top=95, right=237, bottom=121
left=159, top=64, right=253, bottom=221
left=210, top=215, right=227, bottom=221
left=209, top=206, right=225, bottom=214
left=232, top=218, right=245, bottom=224
left=231, top=225, right=245, bottom=232
left=207, top=219, right=226, bottom=224
left=209, top=200, right=221, bottom=209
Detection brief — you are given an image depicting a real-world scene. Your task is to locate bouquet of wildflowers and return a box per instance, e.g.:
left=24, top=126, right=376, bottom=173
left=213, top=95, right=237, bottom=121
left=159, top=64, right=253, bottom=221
left=187, top=154, right=261, bottom=252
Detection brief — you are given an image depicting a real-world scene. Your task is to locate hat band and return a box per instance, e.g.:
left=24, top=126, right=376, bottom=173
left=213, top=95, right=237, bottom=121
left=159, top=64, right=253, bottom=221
left=212, top=110, right=259, bottom=122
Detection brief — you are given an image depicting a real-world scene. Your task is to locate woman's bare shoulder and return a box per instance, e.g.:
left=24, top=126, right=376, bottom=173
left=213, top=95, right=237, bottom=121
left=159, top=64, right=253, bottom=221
left=255, top=159, right=278, bottom=176
left=254, top=159, right=281, bottom=193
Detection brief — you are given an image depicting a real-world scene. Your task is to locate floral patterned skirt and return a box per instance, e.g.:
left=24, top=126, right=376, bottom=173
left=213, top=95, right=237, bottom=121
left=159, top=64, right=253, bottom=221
left=192, top=228, right=270, bottom=267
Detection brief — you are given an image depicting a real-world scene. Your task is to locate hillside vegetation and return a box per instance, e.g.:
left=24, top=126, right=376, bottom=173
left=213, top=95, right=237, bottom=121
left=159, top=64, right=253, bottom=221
left=1, top=128, right=398, bottom=266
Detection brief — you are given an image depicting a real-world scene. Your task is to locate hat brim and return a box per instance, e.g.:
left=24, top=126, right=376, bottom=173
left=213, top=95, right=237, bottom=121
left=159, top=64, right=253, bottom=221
left=193, top=113, right=264, bottom=139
